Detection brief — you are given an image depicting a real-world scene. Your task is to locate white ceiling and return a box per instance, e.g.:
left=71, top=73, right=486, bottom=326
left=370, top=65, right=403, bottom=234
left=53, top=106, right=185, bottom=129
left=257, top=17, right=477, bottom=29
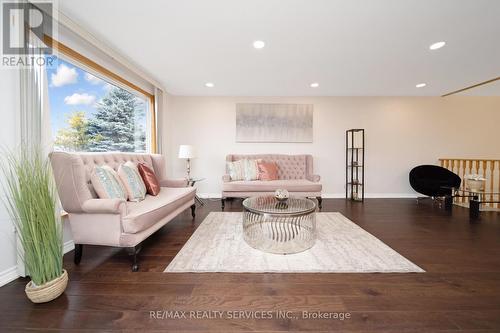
left=58, top=0, right=500, bottom=96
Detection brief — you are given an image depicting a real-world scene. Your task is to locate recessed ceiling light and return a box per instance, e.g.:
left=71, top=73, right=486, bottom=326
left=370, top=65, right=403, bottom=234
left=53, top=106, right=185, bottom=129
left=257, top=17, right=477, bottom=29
left=310, top=82, right=319, bottom=88
left=205, top=82, right=214, bottom=88
left=253, top=40, right=265, bottom=49
left=429, top=41, right=446, bottom=50
left=416, top=83, right=426, bottom=88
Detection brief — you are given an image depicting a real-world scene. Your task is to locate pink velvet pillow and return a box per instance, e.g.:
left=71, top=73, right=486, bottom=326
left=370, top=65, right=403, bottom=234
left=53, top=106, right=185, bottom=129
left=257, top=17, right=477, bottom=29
left=137, top=163, right=161, bottom=196
left=258, top=161, right=279, bottom=181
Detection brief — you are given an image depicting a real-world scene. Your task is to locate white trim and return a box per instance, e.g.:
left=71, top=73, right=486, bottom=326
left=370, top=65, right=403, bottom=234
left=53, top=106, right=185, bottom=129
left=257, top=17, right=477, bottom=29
left=63, top=240, right=75, bottom=254
left=364, top=193, right=418, bottom=198
left=322, top=193, right=418, bottom=198
left=0, top=240, right=75, bottom=288
left=199, top=193, right=418, bottom=199
left=0, top=266, right=19, bottom=287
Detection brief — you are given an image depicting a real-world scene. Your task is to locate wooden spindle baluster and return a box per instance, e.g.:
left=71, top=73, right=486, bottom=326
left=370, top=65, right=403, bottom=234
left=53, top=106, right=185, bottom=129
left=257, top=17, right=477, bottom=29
left=491, top=160, right=500, bottom=208
left=481, top=161, right=487, bottom=207
left=457, top=159, right=462, bottom=203
left=460, top=160, right=465, bottom=203
left=489, top=161, right=495, bottom=207
left=440, top=159, right=444, bottom=167
left=449, top=159, right=455, bottom=202
left=466, top=160, right=472, bottom=205
left=462, top=160, right=466, bottom=203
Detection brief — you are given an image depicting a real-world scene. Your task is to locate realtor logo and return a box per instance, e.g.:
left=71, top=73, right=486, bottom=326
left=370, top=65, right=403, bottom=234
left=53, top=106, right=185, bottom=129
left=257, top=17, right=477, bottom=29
left=2, top=1, right=54, bottom=67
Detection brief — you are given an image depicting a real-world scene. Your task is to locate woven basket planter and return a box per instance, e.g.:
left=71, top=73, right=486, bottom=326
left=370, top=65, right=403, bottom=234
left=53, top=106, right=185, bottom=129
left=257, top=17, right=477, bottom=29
left=25, top=269, right=68, bottom=303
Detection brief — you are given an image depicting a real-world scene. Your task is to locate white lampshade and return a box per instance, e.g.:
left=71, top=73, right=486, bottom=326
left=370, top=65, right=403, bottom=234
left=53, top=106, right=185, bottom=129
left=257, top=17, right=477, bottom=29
left=178, top=145, right=196, bottom=159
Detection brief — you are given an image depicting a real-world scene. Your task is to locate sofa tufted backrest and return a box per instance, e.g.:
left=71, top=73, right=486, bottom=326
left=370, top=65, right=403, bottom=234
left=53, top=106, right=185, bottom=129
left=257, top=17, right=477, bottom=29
left=49, top=152, right=166, bottom=213
left=226, top=154, right=314, bottom=180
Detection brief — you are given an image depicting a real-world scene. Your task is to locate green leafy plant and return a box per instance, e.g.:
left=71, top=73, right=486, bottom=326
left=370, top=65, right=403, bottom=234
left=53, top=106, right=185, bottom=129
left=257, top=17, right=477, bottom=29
left=1, top=147, right=63, bottom=286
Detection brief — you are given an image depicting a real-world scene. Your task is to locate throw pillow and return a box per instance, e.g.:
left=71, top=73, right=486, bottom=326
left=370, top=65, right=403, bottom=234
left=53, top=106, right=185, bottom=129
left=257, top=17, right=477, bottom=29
left=137, top=163, right=161, bottom=196
left=118, top=162, right=147, bottom=202
left=258, top=161, right=279, bottom=181
left=244, top=159, right=261, bottom=181
left=91, top=165, right=127, bottom=200
left=227, top=159, right=246, bottom=181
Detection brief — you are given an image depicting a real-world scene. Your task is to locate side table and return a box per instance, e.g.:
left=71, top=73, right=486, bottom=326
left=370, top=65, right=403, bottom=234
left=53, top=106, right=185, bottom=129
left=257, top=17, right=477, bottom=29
left=188, top=177, right=205, bottom=206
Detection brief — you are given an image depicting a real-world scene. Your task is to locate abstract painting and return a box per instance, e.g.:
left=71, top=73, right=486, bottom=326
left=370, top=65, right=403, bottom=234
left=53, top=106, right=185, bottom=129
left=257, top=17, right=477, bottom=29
left=236, top=103, right=313, bottom=142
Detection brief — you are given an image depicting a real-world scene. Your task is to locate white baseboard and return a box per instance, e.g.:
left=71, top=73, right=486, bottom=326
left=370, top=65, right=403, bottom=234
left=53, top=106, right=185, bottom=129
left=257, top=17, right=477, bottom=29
left=0, top=239, right=76, bottom=288
left=364, top=193, right=418, bottom=198
left=63, top=239, right=75, bottom=254
left=199, top=193, right=418, bottom=199
left=0, top=266, right=19, bottom=287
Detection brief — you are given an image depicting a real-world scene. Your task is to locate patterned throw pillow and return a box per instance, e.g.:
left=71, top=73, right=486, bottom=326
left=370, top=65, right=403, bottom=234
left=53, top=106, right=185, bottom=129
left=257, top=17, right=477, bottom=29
left=227, top=159, right=261, bottom=181
left=137, top=163, right=161, bottom=196
left=257, top=161, right=279, bottom=181
left=118, top=162, right=147, bottom=202
left=244, top=159, right=261, bottom=181
left=227, top=159, right=246, bottom=181
left=91, top=165, right=127, bottom=200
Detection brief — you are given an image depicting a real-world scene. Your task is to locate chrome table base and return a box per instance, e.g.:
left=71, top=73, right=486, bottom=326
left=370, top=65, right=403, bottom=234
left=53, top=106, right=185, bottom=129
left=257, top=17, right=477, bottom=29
left=242, top=197, right=317, bottom=254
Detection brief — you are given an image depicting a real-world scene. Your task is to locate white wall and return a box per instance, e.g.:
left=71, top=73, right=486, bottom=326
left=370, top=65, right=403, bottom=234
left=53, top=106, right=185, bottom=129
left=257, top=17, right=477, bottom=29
left=0, top=68, right=20, bottom=285
left=166, top=96, right=500, bottom=197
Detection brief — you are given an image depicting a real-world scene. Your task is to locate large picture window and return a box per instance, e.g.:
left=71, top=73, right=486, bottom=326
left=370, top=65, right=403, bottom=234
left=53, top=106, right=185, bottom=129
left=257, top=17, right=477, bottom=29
left=46, top=56, right=153, bottom=153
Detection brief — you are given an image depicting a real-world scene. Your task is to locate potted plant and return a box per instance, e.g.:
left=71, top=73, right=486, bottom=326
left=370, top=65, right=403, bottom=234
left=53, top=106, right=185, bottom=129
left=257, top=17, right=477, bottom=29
left=1, top=148, right=67, bottom=303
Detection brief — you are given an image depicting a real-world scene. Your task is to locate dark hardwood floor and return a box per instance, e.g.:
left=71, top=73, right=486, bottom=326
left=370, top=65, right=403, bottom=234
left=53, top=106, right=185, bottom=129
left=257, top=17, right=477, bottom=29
left=1, top=198, right=499, bottom=332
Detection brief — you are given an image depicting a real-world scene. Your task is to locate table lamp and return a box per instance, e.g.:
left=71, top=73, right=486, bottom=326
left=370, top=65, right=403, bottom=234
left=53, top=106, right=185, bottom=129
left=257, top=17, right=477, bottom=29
left=178, top=145, right=196, bottom=180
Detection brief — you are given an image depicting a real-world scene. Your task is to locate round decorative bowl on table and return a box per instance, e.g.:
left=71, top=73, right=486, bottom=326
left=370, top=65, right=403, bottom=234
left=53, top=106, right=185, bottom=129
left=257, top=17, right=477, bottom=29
left=242, top=196, right=317, bottom=254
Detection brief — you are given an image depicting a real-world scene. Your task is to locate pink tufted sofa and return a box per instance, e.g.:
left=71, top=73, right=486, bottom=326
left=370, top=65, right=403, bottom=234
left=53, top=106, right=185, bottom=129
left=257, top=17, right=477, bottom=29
left=221, top=154, right=322, bottom=209
left=49, top=152, right=196, bottom=271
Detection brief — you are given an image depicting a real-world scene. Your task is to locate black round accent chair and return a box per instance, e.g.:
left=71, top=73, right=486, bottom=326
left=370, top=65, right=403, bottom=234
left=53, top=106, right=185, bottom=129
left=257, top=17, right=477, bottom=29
left=409, top=165, right=461, bottom=197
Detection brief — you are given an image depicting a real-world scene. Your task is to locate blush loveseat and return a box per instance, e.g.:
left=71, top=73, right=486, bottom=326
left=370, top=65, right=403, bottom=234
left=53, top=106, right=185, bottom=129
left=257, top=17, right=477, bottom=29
left=49, top=152, right=196, bottom=271
left=221, top=154, right=322, bottom=210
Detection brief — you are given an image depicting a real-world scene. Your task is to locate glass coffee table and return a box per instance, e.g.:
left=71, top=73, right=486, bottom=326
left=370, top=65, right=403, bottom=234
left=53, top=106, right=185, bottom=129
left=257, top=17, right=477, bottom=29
left=242, top=196, right=317, bottom=254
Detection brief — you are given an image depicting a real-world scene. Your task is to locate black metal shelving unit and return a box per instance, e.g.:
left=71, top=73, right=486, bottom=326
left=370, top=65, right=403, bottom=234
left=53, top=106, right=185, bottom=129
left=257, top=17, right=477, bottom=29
left=346, top=129, right=365, bottom=202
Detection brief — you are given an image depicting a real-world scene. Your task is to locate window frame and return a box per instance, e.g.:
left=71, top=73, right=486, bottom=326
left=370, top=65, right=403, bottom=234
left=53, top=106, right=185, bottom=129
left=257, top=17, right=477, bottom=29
left=44, top=35, right=157, bottom=153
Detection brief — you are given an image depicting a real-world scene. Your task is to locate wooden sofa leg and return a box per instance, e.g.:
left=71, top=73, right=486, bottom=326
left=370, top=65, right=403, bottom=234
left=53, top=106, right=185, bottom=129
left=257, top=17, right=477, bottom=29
left=191, top=204, right=196, bottom=219
left=221, top=198, right=226, bottom=211
left=317, top=196, right=323, bottom=210
left=74, top=244, right=83, bottom=265
left=128, top=245, right=142, bottom=272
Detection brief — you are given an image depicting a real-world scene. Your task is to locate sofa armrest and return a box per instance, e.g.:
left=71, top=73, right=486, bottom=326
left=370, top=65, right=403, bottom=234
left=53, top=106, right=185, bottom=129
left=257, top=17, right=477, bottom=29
left=222, top=174, right=231, bottom=183
left=81, top=198, right=126, bottom=214
left=307, top=174, right=321, bottom=182
left=160, top=178, right=188, bottom=188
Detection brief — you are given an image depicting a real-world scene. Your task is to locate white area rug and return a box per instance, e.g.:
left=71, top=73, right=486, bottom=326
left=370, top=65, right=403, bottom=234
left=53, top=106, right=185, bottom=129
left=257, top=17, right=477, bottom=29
left=165, top=212, right=424, bottom=273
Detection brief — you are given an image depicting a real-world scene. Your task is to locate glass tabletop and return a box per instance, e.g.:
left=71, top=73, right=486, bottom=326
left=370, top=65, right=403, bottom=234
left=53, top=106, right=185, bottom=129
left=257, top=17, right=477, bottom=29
left=188, top=177, right=205, bottom=182
left=458, top=188, right=499, bottom=195
left=242, top=196, right=316, bottom=215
